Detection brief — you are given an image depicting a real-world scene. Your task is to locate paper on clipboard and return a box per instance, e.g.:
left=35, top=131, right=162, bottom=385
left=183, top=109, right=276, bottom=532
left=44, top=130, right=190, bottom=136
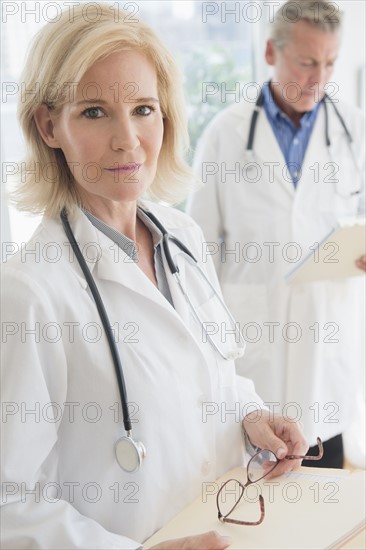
left=286, top=216, right=366, bottom=284
left=144, top=467, right=366, bottom=550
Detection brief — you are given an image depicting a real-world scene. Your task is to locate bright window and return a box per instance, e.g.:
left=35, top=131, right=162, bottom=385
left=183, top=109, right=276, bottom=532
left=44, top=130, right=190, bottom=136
left=1, top=0, right=255, bottom=248
left=1, top=1, right=364, bottom=248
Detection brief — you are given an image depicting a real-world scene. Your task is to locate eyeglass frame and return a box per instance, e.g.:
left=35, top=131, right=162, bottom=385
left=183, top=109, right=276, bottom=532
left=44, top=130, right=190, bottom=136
left=216, top=437, right=324, bottom=526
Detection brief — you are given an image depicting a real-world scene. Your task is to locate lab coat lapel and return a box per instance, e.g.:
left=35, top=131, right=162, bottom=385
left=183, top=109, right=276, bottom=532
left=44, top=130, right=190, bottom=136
left=60, top=207, right=213, bottom=365
left=296, top=103, right=327, bottom=194
left=236, top=107, right=295, bottom=198
left=94, top=214, right=208, bottom=358
left=298, top=101, right=344, bottom=190
left=64, top=208, right=102, bottom=276
left=160, top=241, right=191, bottom=326
left=66, top=209, right=177, bottom=315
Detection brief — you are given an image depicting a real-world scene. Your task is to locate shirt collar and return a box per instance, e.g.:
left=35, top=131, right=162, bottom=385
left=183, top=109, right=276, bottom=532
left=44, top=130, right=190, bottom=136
left=83, top=206, right=163, bottom=261
left=262, top=80, right=322, bottom=128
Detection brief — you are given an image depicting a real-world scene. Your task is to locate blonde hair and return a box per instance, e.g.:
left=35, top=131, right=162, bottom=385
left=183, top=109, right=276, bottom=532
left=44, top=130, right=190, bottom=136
left=14, top=3, right=192, bottom=216
left=271, top=0, right=343, bottom=49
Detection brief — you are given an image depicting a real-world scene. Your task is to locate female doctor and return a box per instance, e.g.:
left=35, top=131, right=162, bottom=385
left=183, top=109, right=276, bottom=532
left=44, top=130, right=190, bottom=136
left=1, top=4, right=307, bottom=549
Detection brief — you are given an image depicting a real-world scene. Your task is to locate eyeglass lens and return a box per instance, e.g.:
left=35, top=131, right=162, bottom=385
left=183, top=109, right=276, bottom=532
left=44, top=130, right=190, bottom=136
left=217, top=479, right=264, bottom=524
left=247, top=449, right=278, bottom=482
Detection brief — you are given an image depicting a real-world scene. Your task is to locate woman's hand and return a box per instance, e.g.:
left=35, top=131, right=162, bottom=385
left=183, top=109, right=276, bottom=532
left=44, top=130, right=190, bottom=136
left=149, top=531, right=232, bottom=549
left=243, top=409, right=308, bottom=478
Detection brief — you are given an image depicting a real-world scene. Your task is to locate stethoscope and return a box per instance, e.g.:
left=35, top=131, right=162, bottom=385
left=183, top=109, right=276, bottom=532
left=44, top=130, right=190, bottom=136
left=60, top=207, right=245, bottom=473
left=245, top=86, right=363, bottom=197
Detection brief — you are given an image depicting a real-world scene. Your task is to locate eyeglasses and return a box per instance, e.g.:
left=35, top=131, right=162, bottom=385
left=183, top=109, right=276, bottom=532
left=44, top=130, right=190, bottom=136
left=216, top=437, right=323, bottom=526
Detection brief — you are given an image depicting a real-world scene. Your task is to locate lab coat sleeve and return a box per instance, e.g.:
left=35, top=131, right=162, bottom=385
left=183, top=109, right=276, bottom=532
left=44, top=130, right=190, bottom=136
left=338, top=102, right=365, bottom=215
left=357, top=125, right=366, bottom=215
left=0, top=267, right=141, bottom=550
left=235, top=374, right=267, bottom=414
left=186, top=118, right=224, bottom=274
left=351, top=106, right=366, bottom=215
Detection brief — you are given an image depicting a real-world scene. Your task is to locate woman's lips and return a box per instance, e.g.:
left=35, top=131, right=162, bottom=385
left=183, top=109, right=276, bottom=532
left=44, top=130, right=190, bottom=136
left=105, top=163, right=142, bottom=174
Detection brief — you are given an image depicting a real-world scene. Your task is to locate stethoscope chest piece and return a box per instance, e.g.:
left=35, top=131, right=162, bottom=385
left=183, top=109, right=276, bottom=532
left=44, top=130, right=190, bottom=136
left=115, top=435, right=146, bottom=473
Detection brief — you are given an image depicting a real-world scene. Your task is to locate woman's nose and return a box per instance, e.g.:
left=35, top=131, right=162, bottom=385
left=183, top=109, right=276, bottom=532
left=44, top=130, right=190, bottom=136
left=110, top=118, right=140, bottom=152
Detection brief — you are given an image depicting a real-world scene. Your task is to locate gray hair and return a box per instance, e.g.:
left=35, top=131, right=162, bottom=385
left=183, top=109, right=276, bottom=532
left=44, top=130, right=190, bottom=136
left=271, top=1, right=343, bottom=49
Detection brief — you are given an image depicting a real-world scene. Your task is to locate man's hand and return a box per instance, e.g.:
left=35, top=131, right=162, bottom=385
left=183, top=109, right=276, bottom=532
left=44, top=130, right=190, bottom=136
left=243, top=410, right=308, bottom=478
left=355, top=254, right=366, bottom=272
left=149, top=531, right=232, bottom=549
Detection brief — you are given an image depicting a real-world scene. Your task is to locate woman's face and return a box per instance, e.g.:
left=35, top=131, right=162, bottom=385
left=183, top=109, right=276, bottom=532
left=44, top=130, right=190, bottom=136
left=47, top=50, right=164, bottom=207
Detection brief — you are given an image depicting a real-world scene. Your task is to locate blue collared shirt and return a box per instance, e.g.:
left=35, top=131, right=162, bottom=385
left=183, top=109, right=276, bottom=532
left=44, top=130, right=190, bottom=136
left=262, top=81, right=322, bottom=187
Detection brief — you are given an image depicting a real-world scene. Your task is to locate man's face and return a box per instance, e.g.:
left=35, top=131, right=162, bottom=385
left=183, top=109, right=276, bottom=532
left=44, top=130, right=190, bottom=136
left=266, top=20, right=341, bottom=116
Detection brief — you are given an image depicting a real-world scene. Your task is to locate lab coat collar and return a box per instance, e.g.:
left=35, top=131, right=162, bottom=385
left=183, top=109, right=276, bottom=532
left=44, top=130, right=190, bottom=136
left=56, top=205, right=191, bottom=322
left=138, top=200, right=193, bottom=325
left=233, top=96, right=345, bottom=199
left=234, top=102, right=295, bottom=198
left=56, top=207, right=102, bottom=279
left=295, top=100, right=344, bottom=196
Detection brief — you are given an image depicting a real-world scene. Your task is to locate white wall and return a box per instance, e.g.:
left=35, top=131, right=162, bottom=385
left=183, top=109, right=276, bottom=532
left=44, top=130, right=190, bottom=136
left=333, top=0, right=365, bottom=107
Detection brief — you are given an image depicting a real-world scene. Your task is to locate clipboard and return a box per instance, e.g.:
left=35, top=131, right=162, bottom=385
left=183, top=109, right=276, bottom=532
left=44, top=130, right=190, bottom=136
left=286, top=216, right=366, bottom=284
left=144, top=467, right=366, bottom=550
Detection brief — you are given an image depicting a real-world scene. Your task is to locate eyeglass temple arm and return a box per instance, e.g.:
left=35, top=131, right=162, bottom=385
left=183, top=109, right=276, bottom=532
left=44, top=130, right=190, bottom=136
left=283, top=437, right=323, bottom=460
left=218, top=495, right=265, bottom=526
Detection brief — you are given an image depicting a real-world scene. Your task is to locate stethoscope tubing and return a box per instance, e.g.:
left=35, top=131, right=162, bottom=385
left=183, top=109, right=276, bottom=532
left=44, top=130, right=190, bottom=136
left=60, top=207, right=213, bottom=439
left=60, top=207, right=133, bottom=433
left=246, top=85, right=362, bottom=196
left=144, top=209, right=198, bottom=274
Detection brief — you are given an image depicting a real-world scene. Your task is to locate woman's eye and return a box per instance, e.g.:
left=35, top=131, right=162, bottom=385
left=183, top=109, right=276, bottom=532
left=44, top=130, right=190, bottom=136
left=134, top=105, right=153, bottom=116
left=82, top=107, right=104, bottom=119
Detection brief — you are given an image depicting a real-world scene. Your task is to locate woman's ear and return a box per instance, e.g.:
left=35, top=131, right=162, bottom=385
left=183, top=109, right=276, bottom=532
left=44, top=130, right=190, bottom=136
left=34, top=104, right=61, bottom=148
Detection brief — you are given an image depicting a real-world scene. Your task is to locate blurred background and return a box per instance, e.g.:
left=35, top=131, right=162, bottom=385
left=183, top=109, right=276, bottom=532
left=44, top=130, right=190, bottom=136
left=1, top=0, right=365, bottom=246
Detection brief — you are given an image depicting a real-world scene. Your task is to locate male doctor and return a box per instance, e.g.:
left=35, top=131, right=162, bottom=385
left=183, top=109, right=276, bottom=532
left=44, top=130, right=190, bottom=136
left=188, top=0, right=365, bottom=468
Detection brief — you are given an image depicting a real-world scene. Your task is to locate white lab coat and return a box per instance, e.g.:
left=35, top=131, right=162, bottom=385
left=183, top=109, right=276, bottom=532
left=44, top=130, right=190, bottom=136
left=188, top=99, right=365, bottom=447
left=1, top=201, right=264, bottom=549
